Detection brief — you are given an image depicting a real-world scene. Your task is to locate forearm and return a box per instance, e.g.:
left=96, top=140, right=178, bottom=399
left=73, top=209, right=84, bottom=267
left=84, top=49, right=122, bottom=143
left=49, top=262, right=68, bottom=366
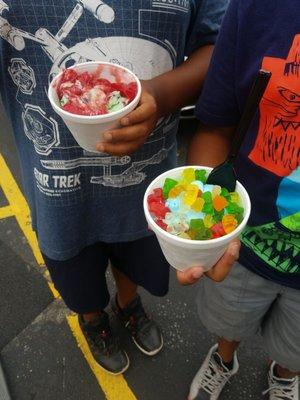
left=146, top=45, right=214, bottom=118
left=187, top=124, right=235, bottom=167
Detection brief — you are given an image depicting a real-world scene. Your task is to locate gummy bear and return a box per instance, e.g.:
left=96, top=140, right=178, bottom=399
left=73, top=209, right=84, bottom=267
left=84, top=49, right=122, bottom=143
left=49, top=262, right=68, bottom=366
left=191, top=197, right=205, bottom=212
left=163, top=178, right=178, bottom=199
left=226, top=202, right=240, bottom=214
left=229, top=191, right=240, bottom=204
left=149, top=202, right=170, bottom=219
left=187, top=229, right=197, bottom=240
left=211, top=222, right=226, bottom=238
left=179, top=232, right=191, bottom=240
left=195, top=169, right=207, bottom=183
left=212, top=185, right=222, bottom=199
left=220, top=187, right=230, bottom=199
left=222, top=215, right=238, bottom=234
left=195, top=228, right=212, bottom=240
left=204, top=214, right=214, bottom=228
left=153, top=188, right=164, bottom=200
left=214, top=209, right=225, bottom=222
left=182, top=168, right=195, bottom=183
left=202, top=191, right=212, bottom=203
left=191, top=180, right=204, bottom=192
left=156, top=219, right=168, bottom=231
left=203, top=184, right=214, bottom=193
left=183, top=184, right=199, bottom=206
left=168, top=184, right=185, bottom=198
left=213, top=195, right=228, bottom=212
left=166, top=198, right=181, bottom=213
left=202, top=202, right=214, bottom=214
left=189, top=218, right=205, bottom=231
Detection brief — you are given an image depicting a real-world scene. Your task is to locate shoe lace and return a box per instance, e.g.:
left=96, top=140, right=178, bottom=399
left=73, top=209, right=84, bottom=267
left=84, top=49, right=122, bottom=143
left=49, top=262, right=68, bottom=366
left=262, top=378, right=298, bottom=400
left=200, top=357, right=232, bottom=395
left=94, top=328, right=119, bottom=355
left=125, top=301, right=152, bottom=335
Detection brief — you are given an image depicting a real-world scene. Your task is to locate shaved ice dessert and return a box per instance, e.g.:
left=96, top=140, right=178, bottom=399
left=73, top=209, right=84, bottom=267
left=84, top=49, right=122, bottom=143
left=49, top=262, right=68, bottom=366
left=48, top=61, right=141, bottom=152
left=56, top=67, right=138, bottom=116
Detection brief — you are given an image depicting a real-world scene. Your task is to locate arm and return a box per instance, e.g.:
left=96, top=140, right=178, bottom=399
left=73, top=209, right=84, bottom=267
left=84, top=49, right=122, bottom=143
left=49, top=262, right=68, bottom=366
left=97, top=45, right=214, bottom=155
left=147, top=44, right=214, bottom=118
left=187, top=123, right=235, bottom=166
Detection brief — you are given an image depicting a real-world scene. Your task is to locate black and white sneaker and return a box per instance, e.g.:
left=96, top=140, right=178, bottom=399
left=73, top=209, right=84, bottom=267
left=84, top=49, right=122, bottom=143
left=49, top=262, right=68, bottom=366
left=112, top=295, right=163, bottom=356
left=189, top=344, right=239, bottom=400
left=78, top=311, right=129, bottom=375
left=263, top=362, right=299, bottom=400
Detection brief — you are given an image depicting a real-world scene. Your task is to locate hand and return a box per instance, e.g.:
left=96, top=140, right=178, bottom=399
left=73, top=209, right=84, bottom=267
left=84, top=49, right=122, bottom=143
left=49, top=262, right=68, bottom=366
left=96, top=81, right=159, bottom=156
left=176, top=239, right=241, bottom=286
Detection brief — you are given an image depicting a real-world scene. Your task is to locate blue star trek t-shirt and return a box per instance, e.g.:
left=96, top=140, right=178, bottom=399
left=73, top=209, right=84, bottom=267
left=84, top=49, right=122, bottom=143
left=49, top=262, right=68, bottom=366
left=0, top=0, right=227, bottom=260
left=196, top=0, right=300, bottom=289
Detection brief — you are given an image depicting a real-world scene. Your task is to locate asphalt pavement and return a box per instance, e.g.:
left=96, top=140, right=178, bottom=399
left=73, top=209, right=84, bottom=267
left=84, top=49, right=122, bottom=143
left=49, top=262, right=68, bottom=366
left=0, top=106, right=270, bottom=400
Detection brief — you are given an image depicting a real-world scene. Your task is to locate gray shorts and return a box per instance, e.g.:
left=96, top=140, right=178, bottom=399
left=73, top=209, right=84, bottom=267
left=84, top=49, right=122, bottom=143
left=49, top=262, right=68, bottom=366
left=197, top=263, right=300, bottom=372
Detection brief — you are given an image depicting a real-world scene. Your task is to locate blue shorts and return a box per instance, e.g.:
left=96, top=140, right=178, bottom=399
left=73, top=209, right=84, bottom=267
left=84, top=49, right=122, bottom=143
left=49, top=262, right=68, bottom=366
left=43, top=235, right=170, bottom=314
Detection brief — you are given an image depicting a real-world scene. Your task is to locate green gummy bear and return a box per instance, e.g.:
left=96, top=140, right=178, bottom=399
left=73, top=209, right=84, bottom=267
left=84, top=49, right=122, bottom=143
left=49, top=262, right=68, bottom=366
left=220, top=187, right=230, bottom=198
left=195, top=169, right=207, bottom=183
left=202, top=203, right=214, bottom=214
left=226, top=202, right=239, bottom=214
left=214, top=209, right=225, bottom=221
left=163, top=178, right=178, bottom=198
left=202, top=191, right=212, bottom=203
left=190, top=218, right=205, bottom=231
left=196, top=228, right=212, bottom=240
left=235, top=213, right=244, bottom=224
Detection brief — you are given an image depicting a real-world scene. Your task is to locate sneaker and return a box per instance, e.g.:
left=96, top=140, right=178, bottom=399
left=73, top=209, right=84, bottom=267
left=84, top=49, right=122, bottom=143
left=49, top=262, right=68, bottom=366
left=188, top=344, right=239, bottom=400
left=263, top=362, right=299, bottom=400
left=112, top=295, right=163, bottom=356
left=78, top=311, right=129, bottom=375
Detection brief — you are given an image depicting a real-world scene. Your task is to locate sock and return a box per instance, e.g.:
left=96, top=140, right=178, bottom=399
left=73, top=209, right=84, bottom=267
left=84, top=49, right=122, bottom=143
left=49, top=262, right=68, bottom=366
left=273, top=364, right=295, bottom=383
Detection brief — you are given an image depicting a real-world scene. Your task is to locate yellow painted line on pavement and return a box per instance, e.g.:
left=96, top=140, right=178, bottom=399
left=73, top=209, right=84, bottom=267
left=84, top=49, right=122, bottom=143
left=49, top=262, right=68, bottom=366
left=0, top=153, right=137, bottom=400
left=0, top=205, right=15, bottom=219
left=68, top=315, right=137, bottom=400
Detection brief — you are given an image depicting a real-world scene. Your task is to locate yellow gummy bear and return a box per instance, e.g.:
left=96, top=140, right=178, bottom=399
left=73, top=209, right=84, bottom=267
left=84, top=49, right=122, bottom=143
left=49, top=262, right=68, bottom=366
left=212, top=185, right=222, bottom=199
left=222, top=215, right=238, bottom=234
left=179, top=232, right=191, bottom=240
left=168, top=184, right=185, bottom=199
left=191, top=197, right=205, bottom=212
left=183, top=184, right=199, bottom=206
left=229, top=192, right=240, bottom=204
left=204, top=214, right=214, bottom=228
left=182, top=168, right=195, bottom=184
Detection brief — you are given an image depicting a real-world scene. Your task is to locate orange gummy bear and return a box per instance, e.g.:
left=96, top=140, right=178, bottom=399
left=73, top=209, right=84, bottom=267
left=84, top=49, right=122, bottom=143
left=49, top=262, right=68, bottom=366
left=213, top=195, right=228, bottom=212
left=222, top=215, right=238, bottom=234
left=168, top=185, right=185, bottom=198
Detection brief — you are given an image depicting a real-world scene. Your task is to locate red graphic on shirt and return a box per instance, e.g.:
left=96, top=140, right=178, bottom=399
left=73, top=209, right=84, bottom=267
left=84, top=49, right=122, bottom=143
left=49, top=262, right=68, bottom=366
left=249, top=34, right=300, bottom=177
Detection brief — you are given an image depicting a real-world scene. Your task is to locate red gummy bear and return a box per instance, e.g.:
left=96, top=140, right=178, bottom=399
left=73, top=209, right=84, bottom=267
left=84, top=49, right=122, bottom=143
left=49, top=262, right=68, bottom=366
left=156, top=219, right=168, bottom=231
left=149, top=202, right=170, bottom=218
left=211, top=222, right=226, bottom=239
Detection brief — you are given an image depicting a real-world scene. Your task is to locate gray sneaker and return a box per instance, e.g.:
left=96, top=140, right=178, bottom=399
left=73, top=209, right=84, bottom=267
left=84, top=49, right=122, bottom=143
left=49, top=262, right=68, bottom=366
left=263, top=362, right=299, bottom=400
left=188, top=344, right=239, bottom=400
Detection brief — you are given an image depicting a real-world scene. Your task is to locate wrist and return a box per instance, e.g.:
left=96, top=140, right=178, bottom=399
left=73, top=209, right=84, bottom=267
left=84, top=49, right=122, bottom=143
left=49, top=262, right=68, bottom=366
left=141, top=78, right=166, bottom=118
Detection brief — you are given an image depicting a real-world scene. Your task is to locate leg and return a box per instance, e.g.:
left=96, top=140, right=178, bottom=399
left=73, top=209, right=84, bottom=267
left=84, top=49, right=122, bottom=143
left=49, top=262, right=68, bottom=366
left=109, top=235, right=170, bottom=355
left=262, top=286, right=300, bottom=398
left=189, top=264, right=278, bottom=400
left=43, top=242, right=110, bottom=314
left=262, top=286, right=300, bottom=374
left=43, top=243, right=129, bottom=375
left=275, top=365, right=299, bottom=379
left=111, top=265, right=137, bottom=309
left=217, top=337, right=240, bottom=363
